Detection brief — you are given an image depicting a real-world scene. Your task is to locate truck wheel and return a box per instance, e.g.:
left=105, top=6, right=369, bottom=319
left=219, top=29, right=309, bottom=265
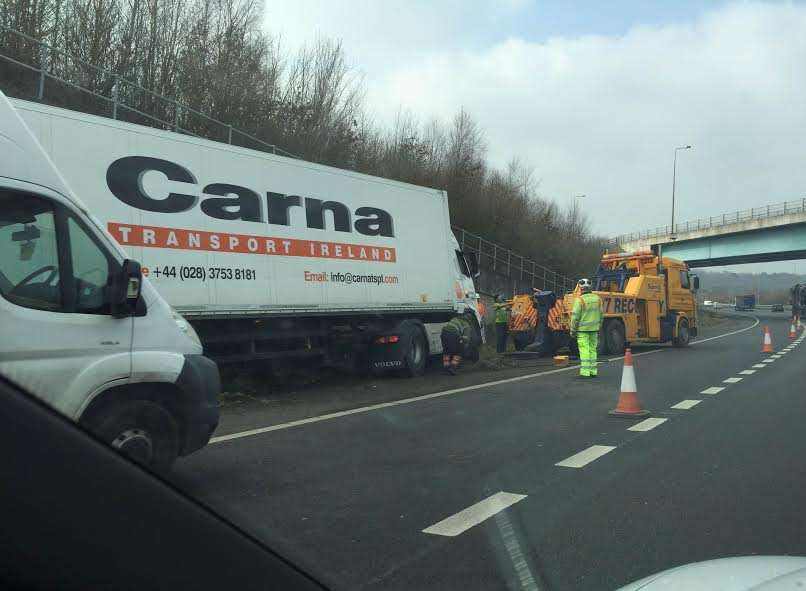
left=84, top=400, right=179, bottom=473
left=604, top=320, right=626, bottom=355
left=400, top=321, right=427, bottom=377
left=673, top=318, right=691, bottom=347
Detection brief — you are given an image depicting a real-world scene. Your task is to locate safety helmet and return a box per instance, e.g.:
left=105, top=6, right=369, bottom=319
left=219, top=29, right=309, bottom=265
left=577, top=278, right=592, bottom=292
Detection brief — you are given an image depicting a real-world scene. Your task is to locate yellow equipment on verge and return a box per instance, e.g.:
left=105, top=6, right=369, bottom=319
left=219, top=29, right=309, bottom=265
left=507, top=293, right=539, bottom=350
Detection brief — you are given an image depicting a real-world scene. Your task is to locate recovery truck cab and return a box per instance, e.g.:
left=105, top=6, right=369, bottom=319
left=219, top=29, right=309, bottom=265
left=552, top=251, right=699, bottom=355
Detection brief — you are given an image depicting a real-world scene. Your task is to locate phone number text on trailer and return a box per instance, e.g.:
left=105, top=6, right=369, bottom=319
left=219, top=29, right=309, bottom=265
left=142, top=265, right=256, bottom=281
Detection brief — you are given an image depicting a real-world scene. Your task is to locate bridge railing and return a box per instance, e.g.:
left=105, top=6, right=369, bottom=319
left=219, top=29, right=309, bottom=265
left=610, top=197, right=806, bottom=247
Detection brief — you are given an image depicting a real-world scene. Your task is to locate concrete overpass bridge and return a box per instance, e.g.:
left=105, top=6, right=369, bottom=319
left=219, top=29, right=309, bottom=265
left=611, top=198, right=806, bottom=267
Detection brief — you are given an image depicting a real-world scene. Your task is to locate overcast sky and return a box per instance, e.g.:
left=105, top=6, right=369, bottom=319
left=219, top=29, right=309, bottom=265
left=263, top=1, right=806, bottom=273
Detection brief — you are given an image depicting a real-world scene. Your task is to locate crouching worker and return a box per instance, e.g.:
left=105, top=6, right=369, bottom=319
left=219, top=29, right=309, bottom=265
left=441, top=315, right=480, bottom=375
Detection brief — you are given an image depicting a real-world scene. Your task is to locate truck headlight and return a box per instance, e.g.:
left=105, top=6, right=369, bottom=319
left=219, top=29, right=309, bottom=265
left=171, top=308, right=201, bottom=347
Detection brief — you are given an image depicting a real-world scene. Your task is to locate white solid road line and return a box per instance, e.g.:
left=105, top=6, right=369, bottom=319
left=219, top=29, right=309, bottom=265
left=739, top=370, right=756, bottom=375
left=691, top=316, right=760, bottom=345
left=671, top=399, right=701, bottom=409
left=723, top=377, right=743, bottom=383
left=701, top=386, right=725, bottom=395
left=555, top=445, right=616, bottom=468
left=212, top=316, right=762, bottom=444
left=628, top=417, right=668, bottom=432
left=422, top=492, right=527, bottom=537
left=752, top=364, right=766, bottom=369
left=211, top=364, right=586, bottom=443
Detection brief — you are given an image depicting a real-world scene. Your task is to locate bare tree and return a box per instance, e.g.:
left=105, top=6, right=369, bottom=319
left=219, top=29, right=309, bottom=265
left=0, top=0, right=604, bottom=279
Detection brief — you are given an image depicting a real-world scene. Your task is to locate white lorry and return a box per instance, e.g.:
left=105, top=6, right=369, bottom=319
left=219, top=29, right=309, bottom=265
left=0, top=91, right=220, bottom=471
left=11, top=97, right=483, bottom=377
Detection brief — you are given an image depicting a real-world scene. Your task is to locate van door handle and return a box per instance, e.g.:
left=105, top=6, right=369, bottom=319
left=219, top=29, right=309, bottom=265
left=100, top=341, right=120, bottom=345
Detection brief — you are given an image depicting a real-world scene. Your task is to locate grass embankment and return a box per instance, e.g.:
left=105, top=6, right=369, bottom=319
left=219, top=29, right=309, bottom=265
left=697, top=307, right=733, bottom=329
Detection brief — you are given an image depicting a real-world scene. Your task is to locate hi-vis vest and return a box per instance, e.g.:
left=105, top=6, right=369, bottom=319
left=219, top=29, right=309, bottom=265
left=571, top=292, right=603, bottom=333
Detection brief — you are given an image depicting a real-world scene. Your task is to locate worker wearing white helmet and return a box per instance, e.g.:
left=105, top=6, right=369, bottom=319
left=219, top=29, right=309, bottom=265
left=570, top=278, right=603, bottom=378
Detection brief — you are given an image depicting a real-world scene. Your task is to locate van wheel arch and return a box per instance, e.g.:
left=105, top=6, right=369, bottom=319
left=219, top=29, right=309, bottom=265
left=80, top=383, right=188, bottom=455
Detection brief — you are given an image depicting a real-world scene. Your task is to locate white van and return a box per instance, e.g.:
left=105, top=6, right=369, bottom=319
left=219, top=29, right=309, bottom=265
left=0, top=91, right=219, bottom=471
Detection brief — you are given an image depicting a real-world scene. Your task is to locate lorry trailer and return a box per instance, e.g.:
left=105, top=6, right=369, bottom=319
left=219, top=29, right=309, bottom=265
left=12, top=97, right=483, bottom=377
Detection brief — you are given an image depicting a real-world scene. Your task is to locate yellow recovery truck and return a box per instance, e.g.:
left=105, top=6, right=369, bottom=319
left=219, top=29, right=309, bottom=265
left=508, top=251, right=700, bottom=355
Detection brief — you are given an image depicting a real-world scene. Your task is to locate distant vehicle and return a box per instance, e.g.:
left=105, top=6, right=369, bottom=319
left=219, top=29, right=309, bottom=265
left=734, top=294, right=756, bottom=311
left=792, top=283, right=806, bottom=318
left=771, top=303, right=785, bottom=312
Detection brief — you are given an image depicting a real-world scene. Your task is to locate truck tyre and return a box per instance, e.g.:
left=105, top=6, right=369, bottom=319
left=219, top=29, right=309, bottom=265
left=604, top=320, right=626, bottom=356
left=84, top=400, right=179, bottom=473
left=399, top=320, right=427, bottom=377
left=673, top=318, right=691, bottom=347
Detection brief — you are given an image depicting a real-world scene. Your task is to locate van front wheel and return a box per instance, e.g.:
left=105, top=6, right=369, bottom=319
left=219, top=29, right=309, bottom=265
left=84, top=400, right=179, bottom=473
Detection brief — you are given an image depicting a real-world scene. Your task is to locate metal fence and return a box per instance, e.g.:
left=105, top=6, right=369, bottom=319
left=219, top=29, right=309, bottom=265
left=453, top=227, right=575, bottom=294
left=1, top=27, right=575, bottom=295
left=0, top=27, right=298, bottom=157
left=611, top=198, right=806, bottom=246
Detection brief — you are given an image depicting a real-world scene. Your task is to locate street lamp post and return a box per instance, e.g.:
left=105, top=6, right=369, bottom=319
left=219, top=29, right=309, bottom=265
left=574, top=194, right=586, bottom=212
left=671, top=145, right=692, bottom=239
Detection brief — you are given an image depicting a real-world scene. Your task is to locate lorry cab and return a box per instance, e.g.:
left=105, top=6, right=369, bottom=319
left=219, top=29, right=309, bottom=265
left=0, top=91, right=219, bottom=471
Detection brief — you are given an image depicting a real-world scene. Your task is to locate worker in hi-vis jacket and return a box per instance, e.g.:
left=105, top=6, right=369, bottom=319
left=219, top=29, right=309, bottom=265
left=570, top=278, right=603, bottom=378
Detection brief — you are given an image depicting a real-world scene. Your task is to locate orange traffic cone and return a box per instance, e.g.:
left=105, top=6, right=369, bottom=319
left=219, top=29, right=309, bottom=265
left=762, top=326, right=774, bottom=353
left=609, top=349, right=650, bottom=419
left=789, top=322, right=797, bottom=339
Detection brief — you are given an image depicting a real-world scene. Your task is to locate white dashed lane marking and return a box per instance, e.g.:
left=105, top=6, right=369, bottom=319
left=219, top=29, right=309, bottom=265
left=628, top=418, right=668, bottom=432
left=422, top=492, right=527, bottom=537
left=739, top=370, right=756, bottom=375
left=752, top=364, right=766, bottom=369
left=671, top=399, right=701, bottom=410
left=723, top=377, right=743, bottom=383
left=555, top=445, right=616, bottom=468
left=762, top=359, right=776, bottom=363
left=771, top=354, right=782, bottom=359
left=701, top=386, right=725, bottom=395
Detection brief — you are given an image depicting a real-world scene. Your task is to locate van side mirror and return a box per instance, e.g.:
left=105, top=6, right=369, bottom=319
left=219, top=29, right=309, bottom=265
left=692, top=275, right=700, bottom=291
left=464, top=252, right=480, bottom=278
left=112, top=259, right=142, bottom=318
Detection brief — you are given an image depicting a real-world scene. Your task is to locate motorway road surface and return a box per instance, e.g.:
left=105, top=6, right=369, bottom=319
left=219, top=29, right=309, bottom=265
left=172, top=312, right=806, bottom=591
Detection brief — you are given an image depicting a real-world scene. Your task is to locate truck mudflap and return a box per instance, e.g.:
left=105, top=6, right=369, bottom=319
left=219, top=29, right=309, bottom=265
left=369, top=340, right=406, bottom=371
left=176, top=354, right=220, bottom=455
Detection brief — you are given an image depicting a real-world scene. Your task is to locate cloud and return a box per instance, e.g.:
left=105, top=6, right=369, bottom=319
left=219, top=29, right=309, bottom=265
left=368, top=2, right=806, bottom=237
left=265, top=2, right=806, bottom=242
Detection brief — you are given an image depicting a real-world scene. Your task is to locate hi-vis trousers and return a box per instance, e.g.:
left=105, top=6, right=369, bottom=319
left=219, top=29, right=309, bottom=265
left=577, top=331, right=599, bottom=376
